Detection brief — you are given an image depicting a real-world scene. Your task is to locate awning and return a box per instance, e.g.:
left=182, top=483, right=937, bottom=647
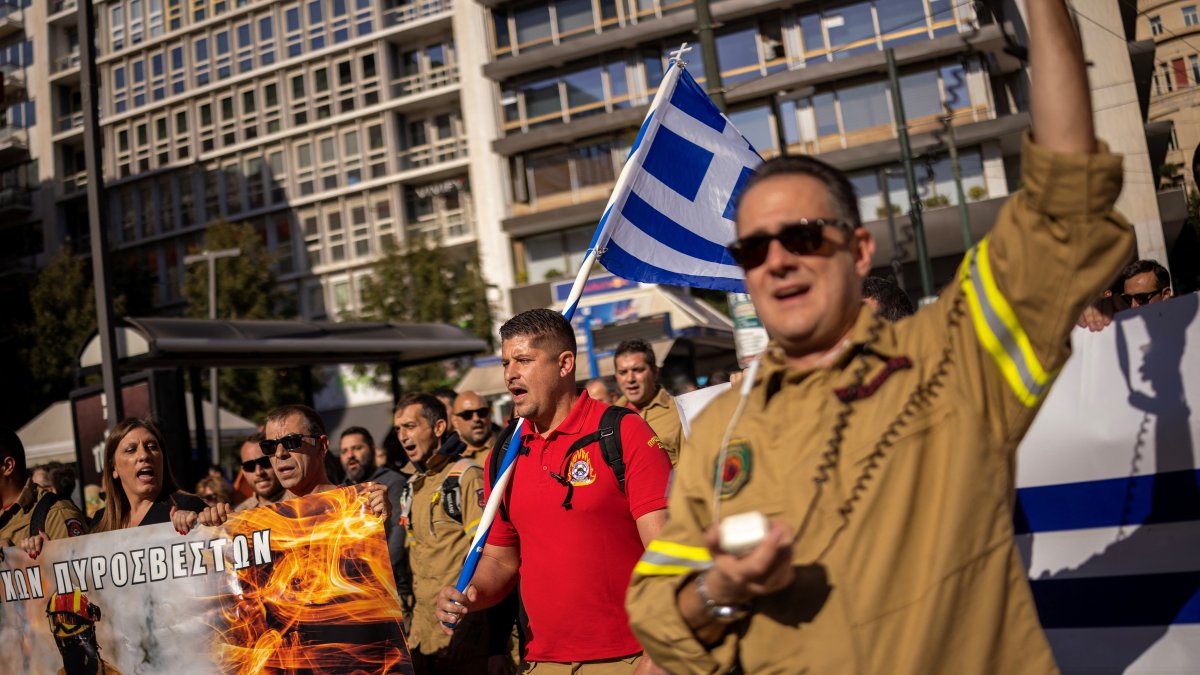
left=78, top=317, right=489, bottom=370
left=456, top=334, right=737, bottom=398
left=17, top=394, right=259, bottom=465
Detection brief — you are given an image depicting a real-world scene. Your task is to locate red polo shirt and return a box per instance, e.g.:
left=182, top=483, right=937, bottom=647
left=485, top=392, right=671, bottom=663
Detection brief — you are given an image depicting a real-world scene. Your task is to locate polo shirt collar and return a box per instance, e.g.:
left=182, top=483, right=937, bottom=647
left=524, top=391, right=594, bottom=442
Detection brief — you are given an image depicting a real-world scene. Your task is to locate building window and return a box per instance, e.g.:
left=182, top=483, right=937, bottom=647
left=1150, top=15, right=1163, bottom=36
left=1185, top=6, right=1199, bottom=27
left=1161, top=63, right=1174, bottom=92
left=1173, top=58, right=1188, bottom=87
left=1191, top=54, right=1200, bottom=84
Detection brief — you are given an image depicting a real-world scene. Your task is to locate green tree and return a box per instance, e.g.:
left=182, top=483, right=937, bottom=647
left=23, top=246, right=155, bottom=408
left=358, top=236, right=493, bottom=392
left=182, top=220, right=306, bottom=422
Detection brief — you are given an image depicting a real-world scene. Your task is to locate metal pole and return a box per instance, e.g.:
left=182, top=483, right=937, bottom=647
left=80, top=0, right=122, bottom=429
left=207, top=260, right=220, bottom=467
left=878, top=170, right=906, bottom=291
left=184, top=247, right=240, bottom=465
left=693, top=0, right=724, bottom=111
left=944, top=115, right=973, bottom=248
left=886, top=48, right=934, bottom=298
left=189, top=366, right=208, bottom=460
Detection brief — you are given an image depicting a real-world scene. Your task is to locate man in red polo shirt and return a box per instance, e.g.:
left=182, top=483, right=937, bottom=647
left=436, top=308, right=672, bottom=673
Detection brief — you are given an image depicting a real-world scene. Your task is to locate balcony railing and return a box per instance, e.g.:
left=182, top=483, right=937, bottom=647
left=383, top=0, right=452, bottom=28
left=0, top=62, right=23, bottom=97
left=63, top=169, right=88, bottom=193
left=392, top=64, right=459, bottom=98
left=0, top=185, right=32, bottom=212
left=57, top=110, right=84, bottom=132
left=50, top=0, right=77, bottom=14
left=398, top=136, right=467, bottom=170
left=0, top=2, right=22, bottom=38
left=54, top=50, right=81, bottom=73
left=0, top=125, right=29, bottom=149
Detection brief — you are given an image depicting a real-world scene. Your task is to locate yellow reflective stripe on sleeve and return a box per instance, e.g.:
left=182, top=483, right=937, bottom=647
left=959, top=238, right=1055, bottom=407
left=464, top=517, right=480, bottom=537
left=634, top=539, right=713, bottom=576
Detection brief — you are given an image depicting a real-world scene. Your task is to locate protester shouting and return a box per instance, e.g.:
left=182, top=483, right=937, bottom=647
left=90, top=418, right=206, bottom=533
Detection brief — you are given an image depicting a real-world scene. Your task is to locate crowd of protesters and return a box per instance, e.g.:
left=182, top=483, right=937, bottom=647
left=1, top=2, right=1194, bottom=670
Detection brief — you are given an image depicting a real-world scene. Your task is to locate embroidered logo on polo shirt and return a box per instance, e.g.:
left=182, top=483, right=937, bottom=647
left=648, top=435, right=664, bottom=450
left=567, top=448, right=597, bottom=486
left=716, top=440, right=752, bottom=500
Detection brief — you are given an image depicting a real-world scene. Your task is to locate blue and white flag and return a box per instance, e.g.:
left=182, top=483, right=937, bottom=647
left=591, top=62, right=763, bottom=293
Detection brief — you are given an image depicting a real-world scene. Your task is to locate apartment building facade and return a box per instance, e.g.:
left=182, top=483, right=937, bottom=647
left=1, top=0, right=511, bottom=323
left=1140, top=0, right=1200, bottom=194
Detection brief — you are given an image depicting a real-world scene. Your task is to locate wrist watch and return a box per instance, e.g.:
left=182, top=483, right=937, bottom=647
left=694, top=570, right=752, bottom=623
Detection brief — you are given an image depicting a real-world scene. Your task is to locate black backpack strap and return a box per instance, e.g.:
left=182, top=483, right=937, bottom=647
left=551, top=406, right=635, bottom=509
left=597, top=406, right=633, bottom=493
left=488, top=420, right=523, bottom=520
left=30, top=491, right=65, bottom=537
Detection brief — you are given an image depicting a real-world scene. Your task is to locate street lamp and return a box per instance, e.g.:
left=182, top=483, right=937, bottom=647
left=184, top=247, right=241, bottom=465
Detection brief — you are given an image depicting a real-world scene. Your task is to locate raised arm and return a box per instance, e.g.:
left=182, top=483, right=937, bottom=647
left=1028, top=0, right=1096, bottom=154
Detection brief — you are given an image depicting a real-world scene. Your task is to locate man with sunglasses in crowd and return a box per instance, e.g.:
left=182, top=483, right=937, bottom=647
left=627, top=2, right=1135, bottom=672
left=234, top=432, right=285, bottom=512
left=451, top=391, right=500, bottom=464
left=176, top=404, right=390, bottom=530
left=1120, top=259, right=1173, bottom=309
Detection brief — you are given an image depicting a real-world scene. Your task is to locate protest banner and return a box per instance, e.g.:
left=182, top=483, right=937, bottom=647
left=0, top=485, right=412, bottom=674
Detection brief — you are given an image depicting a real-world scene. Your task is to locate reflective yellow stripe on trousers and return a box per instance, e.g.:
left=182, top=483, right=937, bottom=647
left=960, top=237, right=1056, bottom=407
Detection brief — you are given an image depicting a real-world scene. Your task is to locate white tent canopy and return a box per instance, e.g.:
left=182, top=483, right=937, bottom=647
left=17, top=395, right=257, bottom=465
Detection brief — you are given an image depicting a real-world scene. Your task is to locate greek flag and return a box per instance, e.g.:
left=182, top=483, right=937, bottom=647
left=591, top=62, right=763, bottom=293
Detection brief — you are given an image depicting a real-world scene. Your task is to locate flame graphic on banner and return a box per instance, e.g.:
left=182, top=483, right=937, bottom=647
left=214, top=486, right=412, bottom=674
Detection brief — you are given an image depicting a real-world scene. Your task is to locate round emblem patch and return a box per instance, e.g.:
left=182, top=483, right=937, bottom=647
left=567, top=449, right=596, bottom=486
left=716, top=440, right=752, bottom=500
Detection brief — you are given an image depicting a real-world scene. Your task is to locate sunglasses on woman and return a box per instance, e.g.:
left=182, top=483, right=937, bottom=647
left=726, top=219, right=854, bottom=270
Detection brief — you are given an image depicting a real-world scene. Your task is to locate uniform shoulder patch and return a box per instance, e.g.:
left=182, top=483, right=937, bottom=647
left=716, top=439, right=752, bottom=500
left=476, top=488, right=485, bottom=508
left=64, top=518, right=86, bottom=537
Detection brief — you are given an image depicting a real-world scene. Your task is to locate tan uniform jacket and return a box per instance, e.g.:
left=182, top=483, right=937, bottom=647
left=405, top=453, right=486, bottom=657
left=626, top=135, right=1134, bottom=674
left=0, top=479, right=88, bottom=544
left=617, top=387, right=683, bottom=464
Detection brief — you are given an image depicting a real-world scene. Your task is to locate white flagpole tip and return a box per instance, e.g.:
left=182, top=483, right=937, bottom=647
left=669, top=42, right=692, bottom=65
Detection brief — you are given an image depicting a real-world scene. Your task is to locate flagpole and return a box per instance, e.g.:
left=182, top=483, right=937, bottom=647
left=454, top=52, right=695, bottom=594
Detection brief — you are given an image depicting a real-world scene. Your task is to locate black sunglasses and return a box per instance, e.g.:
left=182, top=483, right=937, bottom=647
left=259, top=433, right=321, bottom=456
left=727, top=219, right=853, bottom=269
left=455, top=406, right=490, bottom=421
left=241, top=456, right=273, bottom=473
left=1120, top=289, right=1163, bottom=306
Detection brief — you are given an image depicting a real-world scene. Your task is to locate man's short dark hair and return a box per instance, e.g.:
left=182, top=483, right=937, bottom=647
left=264, top=404, right=327, bottom=437
left=614, top=339, right=657, bottom=369
left=863, top=276, right=916, bottom=321
left=736, top=154, right=862, bottom=228
left=243, top=431, right=265, bottom=446
left=499, top=308, right=577, bottom=356
left=395, top=392, right=448, bottom=431
left=432, top=387, right=457, bottom=405
left=340, top=426, right=375, bottom=448
left=0, top=428, right=27, bottom=476
left=49, top=463, right=76, bottom=497
left=1121, top=259, right=1171, bottom=291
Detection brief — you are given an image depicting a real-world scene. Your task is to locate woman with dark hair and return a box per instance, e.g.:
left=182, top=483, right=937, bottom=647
left=89, top=418, right=206, bottom=532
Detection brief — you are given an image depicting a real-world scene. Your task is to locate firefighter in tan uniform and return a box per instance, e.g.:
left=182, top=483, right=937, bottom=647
left=396, top=393, right=490, bottom=674
left=626, top=4, right=1133, bottom=673
left=0, top=429, right=87, bottom=557
left=613, top=339, right=684, bottom=464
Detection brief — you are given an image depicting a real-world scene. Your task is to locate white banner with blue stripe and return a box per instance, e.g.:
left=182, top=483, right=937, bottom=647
left=590, top=62, right=762, bottom=293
